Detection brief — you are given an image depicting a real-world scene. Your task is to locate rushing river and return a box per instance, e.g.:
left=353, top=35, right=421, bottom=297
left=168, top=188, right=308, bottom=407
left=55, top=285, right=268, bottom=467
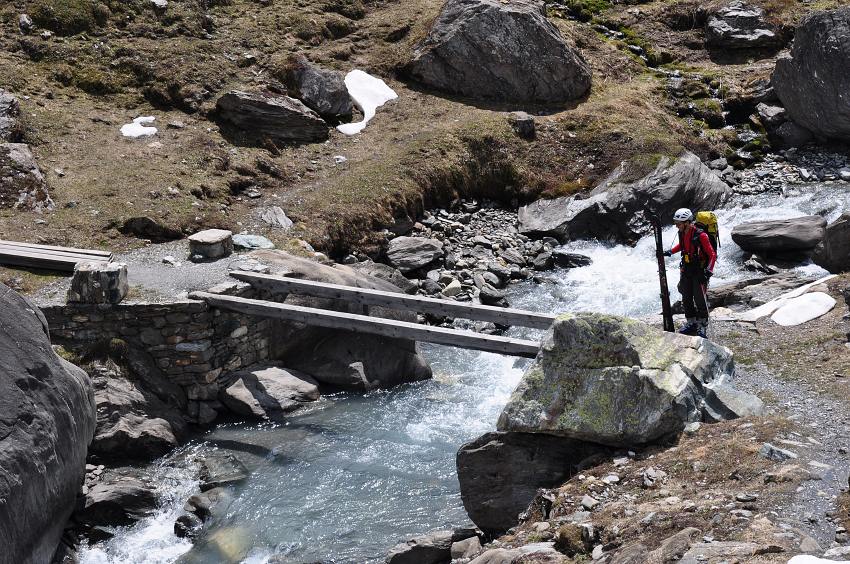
left=79, top=182, right=847, bottom=564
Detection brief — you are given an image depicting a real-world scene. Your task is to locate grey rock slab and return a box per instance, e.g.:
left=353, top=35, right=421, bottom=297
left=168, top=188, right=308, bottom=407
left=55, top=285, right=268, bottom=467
left=385, top=529, right=460, bottom=564
left=0, top=142, right=52, bottom=211
left=518, top=152, right=729, bottom=243
left=349, top=260, right=418, bottom=294
left=702, top=383, right=765, bottom=422
left=188, top=229, right=233, bottom=260
left=282, top=54, right=353, bottom=121
left=215, top=90, right=329, bottom=145
left=407, top=0, right=591, bottom=104
left=813, top=212, right=850, bottom=273
left=759, top=442, right=798, bottom=461
left=199, top=453, right=249, bottom=492
left=0, top=283, right=96, bottom=564
left=731, top=216, right=826, bottom=254
left=705, top=2, right=782, bottom=50
left=75, top=477, right=158, bottom=528
left=772, top=7, right=850, bottom=141
left=386, top=236, right=444, bottom=273
left=220, top=363, right=320, bottom=420
left=67, top=261, right=128, bottom=304
left=451, top=536, right=482, bottom=559
left=497, top=312, right=740, bottom=446
left=232, top=234, right=275, bottom=250
left=259, top=206, right=293, bottom=230
left=456, top=431, right=611, bottom=535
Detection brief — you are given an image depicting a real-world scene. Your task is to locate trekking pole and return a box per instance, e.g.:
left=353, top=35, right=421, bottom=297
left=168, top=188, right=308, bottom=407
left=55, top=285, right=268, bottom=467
left=649, top=213, right=675, bottom=332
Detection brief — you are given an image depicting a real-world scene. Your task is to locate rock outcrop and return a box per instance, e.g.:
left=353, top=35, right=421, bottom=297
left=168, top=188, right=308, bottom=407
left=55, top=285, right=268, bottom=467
left=0, top=142, right=52, bottom=211
left=215, top=90, right=329, bottom=145
left=406, top=0, right=591, bottom=104
left=220, top=363, right=320, bottom=420
left=457, top=432, right=611, bottom=535
left=731, top=216, right=826, bottom=256
left=705, top=2, right=783, bottom=50
left=386, top=236, right=444, bottom=274
left=0, top=88, right=21, bottom=142
left=772, top=7, right=850, bottom=141
left=250, top=250, right=432, bottom=389
left=813, top=213, right=850, bottom=273
left=74, top=476, right=158, bottom=530
left=281, top=54, right=353, bottom=122
left=496, top=313, right=759, bottom=447
left=518, top=152, right=729, bottom=243
left=0, top=283, right=96, bottom=564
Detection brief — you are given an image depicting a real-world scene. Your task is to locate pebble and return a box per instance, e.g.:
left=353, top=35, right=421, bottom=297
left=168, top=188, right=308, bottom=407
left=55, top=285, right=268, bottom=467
left=581, top=495, right=600, bottom=510
left=735, top=493, right=758, bottom=502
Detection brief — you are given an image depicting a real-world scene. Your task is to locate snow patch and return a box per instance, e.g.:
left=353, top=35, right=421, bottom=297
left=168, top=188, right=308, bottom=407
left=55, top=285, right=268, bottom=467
left=121, top=116, right=158, bottom=138
left=337, top=70, right=398, bottom=135
left=770, top=291, right=836, bottom=326
left=150, top=0, right=168, bottom=7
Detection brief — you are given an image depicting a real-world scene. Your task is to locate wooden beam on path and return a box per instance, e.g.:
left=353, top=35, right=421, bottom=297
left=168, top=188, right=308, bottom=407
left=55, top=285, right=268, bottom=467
left=191, top=291, right=542, bottom=358
left=229, top=271, right=557, bottom=330
left=0, top=240, right=112, bottom=272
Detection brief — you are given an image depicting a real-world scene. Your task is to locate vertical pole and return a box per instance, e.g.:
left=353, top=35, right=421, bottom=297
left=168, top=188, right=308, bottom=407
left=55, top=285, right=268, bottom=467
left=649, top=214, right=675, bottom=332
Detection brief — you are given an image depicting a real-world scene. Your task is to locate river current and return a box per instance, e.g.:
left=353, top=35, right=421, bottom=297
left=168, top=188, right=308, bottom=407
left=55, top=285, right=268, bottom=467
left=79, top=182, right=848, bottom=564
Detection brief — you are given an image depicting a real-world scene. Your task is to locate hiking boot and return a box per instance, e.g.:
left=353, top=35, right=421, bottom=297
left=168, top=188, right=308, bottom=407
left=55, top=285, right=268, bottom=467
left=695, top=325, right=707, bottom=338
left=678, top=321, right=699, bottom=335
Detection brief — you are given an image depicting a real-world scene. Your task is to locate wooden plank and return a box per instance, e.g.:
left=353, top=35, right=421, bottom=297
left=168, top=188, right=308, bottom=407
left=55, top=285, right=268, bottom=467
left=0, top=247, right=110, bottom=271
left=0, top=239, right=112, bottom=258
left=0, top=244, right=113, bottom=262
left=191, top=291, right=542, bottom=358
left=230, top=272, right=557, bottom=330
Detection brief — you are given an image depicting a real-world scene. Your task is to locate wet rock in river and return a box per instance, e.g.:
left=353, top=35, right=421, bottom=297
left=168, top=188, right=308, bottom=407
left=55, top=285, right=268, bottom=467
left=219, top=363, right=320, bottom=420
left=74, top=476, right=158, bottom=531
left=199, top=453, right=249, bottom=492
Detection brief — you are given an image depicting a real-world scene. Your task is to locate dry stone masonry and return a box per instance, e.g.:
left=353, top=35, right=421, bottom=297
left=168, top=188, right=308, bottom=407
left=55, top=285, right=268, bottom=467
left=67, top=262, right=129, bottom=304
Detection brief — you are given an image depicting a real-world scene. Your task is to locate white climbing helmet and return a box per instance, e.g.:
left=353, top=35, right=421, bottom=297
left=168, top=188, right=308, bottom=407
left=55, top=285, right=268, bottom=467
left=673, top=208, right=693, bottom=222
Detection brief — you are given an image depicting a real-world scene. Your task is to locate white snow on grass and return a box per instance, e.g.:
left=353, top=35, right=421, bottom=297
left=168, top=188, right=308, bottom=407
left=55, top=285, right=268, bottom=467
left=150, top=0, right=168, bottom=7
left=121, top=116, right=158, bottom=138
left=770, top=291, right=836, bottom=326
left=337, top=70, right=398, bottom=135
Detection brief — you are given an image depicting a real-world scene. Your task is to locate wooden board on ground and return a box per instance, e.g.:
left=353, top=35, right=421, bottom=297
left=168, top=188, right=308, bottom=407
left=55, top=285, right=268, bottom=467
left=230, top=271, right=558, bottom=330
left=191, top=291, right=542, bottom=358
left=0, top=240, right=112, bottom=272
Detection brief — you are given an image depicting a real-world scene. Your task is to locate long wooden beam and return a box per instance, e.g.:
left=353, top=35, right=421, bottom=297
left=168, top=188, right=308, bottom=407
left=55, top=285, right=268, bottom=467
left=191, top=291, right=542, bottom=358
left=0, top=248, right=106, bottom=271
left=229, top=272, right=557, bottom=330
left=0, top=239, right=112, bottom=258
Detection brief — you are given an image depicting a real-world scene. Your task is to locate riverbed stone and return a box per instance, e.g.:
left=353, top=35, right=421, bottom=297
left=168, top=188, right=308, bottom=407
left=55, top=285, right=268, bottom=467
left=518, top=152, right=729, bottom=243
left=386, top=236, right=444, bottom=273
left=67, top=261, right=128, bottom=304
left=457, top=431, right=611, bottom=534
left=219, top=363, right=320, bottom=420
left=731, top=216, right=826, bottom=256
left=0, top=283, right=96, bottom=564
left=199, top=453, right=249, bottom=491
left=189, top=229, right=233, bottom=260
left=497, top=312, right=740, bottom=447
left=74, top=476, right=158, bottom=529
left=406, top=0, right=591, bottom=104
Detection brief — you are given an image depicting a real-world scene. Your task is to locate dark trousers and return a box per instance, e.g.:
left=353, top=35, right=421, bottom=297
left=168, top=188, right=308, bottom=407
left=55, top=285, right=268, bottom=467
left=679, top=274, right=709, bottom=320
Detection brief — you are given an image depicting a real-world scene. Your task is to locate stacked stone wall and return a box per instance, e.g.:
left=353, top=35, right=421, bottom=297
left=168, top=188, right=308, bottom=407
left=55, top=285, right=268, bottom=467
left=40, top=299, right=271, bottom=415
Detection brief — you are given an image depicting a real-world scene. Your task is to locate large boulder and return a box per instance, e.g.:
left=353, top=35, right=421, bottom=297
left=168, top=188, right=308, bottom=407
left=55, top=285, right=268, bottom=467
left=772, top=7, right=850, bottom=141
left=518, top=152, right=730, bottom=243
left=386, top=236, right=444, bottom=273
left=496, top=313, right=756, bottom=447
left=0, top=88, right=21, bottom=142
left=0, top=142, right=52, bottom=211
left=215, top=90, right=329, bottom=146
left=731, top=216, right=826, bottom=256
left=220, top=363, right=320, bottom=420
left=406, top=0, right=591, bottom=104
left=74, top=476, right=158, bottom=529
left=249, top=250, right=432, bottom=389
left=705, top=2, right=783, bottom=50
left=281, top=54, right=353, bottom=122
left=457, top=431, right=610, bottom=535
left=813, top=213, right=850, bottom=273
left=0, top=283, right=96, bottom=564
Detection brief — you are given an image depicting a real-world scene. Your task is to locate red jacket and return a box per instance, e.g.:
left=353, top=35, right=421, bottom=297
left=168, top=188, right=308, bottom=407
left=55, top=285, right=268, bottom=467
left=671, top=225, right=716, bottom=271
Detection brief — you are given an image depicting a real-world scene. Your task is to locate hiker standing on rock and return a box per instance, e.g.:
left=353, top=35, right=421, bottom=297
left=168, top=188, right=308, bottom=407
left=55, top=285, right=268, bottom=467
left=664, top=208, right=716, bottom=337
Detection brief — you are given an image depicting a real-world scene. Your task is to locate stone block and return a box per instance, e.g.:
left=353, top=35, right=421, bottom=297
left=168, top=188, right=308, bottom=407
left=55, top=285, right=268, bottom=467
left=188, top=229, right=233, bottom=261
left=67, top=262, right=128, bottom=304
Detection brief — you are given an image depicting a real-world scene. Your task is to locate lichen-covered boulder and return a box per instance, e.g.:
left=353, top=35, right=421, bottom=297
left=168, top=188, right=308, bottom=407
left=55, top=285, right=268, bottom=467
left=497, top=313, right=746, bottom=447
left=0, top=142, right=52, bottom=211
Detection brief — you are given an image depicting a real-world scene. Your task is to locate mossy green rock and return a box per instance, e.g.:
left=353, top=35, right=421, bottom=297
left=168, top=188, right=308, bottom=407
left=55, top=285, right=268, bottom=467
left=497, top=312, right=735, bottom=447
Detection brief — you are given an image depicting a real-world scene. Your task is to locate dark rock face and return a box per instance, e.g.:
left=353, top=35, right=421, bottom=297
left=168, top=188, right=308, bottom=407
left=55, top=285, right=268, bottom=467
left=0, top=283, right=96, bottom=564
left=215, top=90, right=329, bottom=145
left=249, top=250, right=433, bottom=390
left=282, top=54, right=353, bottom=122
left=0, top=89, right=21, bottom=142
left=407, top=0, right=591, bottom=104
left=456, top=432, right=610, bottom=535
left=0, top=142, right=51, bottom=211
left=772, top=7, right=850, bottom=141
left=813, top=213, right=850, bottom=273
left=119, top=216, right=183, bottom=242
left=731, top=216, right=826, bottom=255
left=705, top=2, right=783, bottom=50
left=518, top=152, right=729, bottom=243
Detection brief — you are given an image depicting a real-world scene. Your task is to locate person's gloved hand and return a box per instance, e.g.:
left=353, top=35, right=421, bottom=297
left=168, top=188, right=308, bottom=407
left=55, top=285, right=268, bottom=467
left=703, top=268, right=713, bottom=280
left=663, top=250, right=672, bottom=257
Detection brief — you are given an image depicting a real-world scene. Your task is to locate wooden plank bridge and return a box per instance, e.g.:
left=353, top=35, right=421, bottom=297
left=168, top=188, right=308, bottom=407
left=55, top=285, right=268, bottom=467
left=0, top=240, right=113, bottom=272
left=191, top=272, right=558, bottom=358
